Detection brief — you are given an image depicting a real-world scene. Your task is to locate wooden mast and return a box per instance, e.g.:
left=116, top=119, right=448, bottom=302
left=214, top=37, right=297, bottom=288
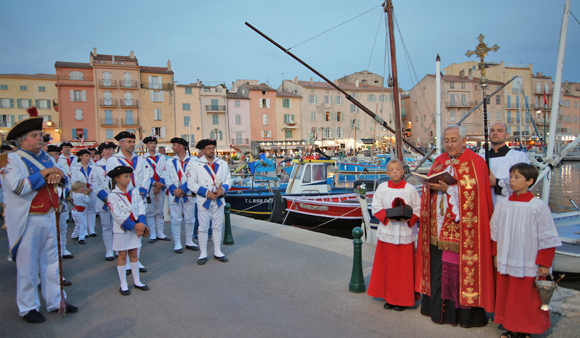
left=384, top=0, right=404, bottom=162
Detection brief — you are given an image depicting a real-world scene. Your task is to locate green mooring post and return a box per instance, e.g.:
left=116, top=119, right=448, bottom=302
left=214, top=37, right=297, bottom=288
left=223, top=203, right=234, bottom=245
left=349, top=227, right=366, bottom=293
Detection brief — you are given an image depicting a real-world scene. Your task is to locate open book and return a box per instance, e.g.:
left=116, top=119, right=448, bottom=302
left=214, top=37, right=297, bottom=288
left=410, top=171, right=457, bottom=185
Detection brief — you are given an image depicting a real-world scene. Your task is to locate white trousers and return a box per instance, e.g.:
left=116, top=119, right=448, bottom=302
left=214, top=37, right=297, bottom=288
left=100, top=211, right=113, bottom=257
left=87, top=194, right=97, bottom=234
left=71, top=210, right=88, bottom=240
left=197, top=201, right=224, bottom=233
left=57, top=209, right=70, bottom=256
left=170, top=197, right=196, bottom=249
left=16, top=213, right=65, bottom=316
left=147, top=189, right=166, bottom=239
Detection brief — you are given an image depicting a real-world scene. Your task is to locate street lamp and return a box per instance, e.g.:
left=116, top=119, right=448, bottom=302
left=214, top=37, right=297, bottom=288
left=43, top=120, right=53, bottom=135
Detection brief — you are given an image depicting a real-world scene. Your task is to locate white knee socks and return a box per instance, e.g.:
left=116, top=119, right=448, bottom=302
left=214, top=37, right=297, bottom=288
left=117, top=265, right=128, bottom=291
left=213, top=230, right=224, bottom=257
left=198, top=232, right=208, bottom=259
left=130, top=262, right=144, bottom=287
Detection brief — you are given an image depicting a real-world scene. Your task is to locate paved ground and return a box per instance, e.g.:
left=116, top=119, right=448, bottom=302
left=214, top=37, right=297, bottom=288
left=1, top=215, right=579, bottom=338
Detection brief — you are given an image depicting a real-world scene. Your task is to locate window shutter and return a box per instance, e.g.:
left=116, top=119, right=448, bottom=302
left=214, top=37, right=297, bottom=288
left=150, top=91, right=154, bottom=101
left=161, top=127, right=166, bottom=138
left=291, top=114, right=294, bottom=122
left=72, top=129, right=75, bottom=138
left=35, top=99, right=39, bottom=107
left=266, top=99, right=270, bottom=108
left=259, top=100, right=263, bottom=108
left=148, top=76, right=152, bottom=87
left=70, top=90, right=74, bottom=101
left=160, top=91, right=164, bottom=102
left=10, top=98, right=14, bottom=108
left=47, top=99, right=51, bottom=109
left=28, top=99, right=32, bottom=107
left=17, top=99, right=21, bottom=108
left=82, top=91, right=86, bottom=101
left=83, top=129, right=88, bottom=139
left=158, top=76, right=162, bottom=89
left=315, top=95, right=318, bottom=104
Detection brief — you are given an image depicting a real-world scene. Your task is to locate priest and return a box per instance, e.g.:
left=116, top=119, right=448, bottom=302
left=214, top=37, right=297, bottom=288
left=416, top=125, right=494, bottom=327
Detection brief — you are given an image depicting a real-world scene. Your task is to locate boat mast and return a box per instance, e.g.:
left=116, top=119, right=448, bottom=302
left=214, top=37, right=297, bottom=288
left=384, top=0, right=404, bottom=162
left=543, top=0, right=570, bottom=203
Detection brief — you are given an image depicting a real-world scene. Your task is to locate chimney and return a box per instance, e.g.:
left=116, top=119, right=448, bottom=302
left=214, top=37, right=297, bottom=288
left=310, top=77, right=313, bottom=85
left=167, top=60, right=171, bottom=71
left=130, top=50, right=135, bottom=59
left=93, top=47, right=97, bottom=55
left=355, top=80, right=359, bottom=87
left=112, top=55, right=115, bottom=63
left=293, top=76, right=298, bottom=84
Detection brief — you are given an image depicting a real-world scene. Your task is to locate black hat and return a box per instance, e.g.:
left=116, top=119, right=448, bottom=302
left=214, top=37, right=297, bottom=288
left=1, top=144, right=15, bottom=153
left=43, top=135, right=52, bottom=143
left=107, top=165, right=133, bottom=179
left=87, top=147, right=97, bottom=152
left=114, top=131, right=136, bottom=141
left=98, top=141, right=117, bottom=151
left=143, top=136, right=158, bottom=144
left=171, top=137, right=189, bottom=148
left=47, top=145, right=61, bottom=153
left=195, top=139, right=217, bottom=150
left=60, top=142, right=73, bottom=150
left=6, top=107, right=44, bottom=141
left=76, top=149, right=90, bottom=157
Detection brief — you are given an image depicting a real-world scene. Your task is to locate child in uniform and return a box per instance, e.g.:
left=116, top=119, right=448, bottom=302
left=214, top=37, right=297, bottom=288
left=491, top=163, right=562, bottom=338
left=70, top=181, right=90, bottom=244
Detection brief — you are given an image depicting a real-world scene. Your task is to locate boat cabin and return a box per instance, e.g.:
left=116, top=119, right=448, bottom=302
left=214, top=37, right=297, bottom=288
left=285, top=159, right=334, bottom=194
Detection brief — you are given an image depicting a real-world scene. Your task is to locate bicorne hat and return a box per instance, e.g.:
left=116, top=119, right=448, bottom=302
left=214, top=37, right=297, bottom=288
left=107, top=165, right=134, bottom=179
left=114, top=131, right=136, bottom=141
left=195, top=139, right=217, bottom=150
left=143, top=136, right=158, bottom=144
left=6, top=107, right=44, bottom=141
left=170, top=137, right=189, bottom=148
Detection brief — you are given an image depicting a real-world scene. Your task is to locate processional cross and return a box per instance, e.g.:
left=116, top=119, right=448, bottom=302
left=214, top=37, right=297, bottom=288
left=465, top=34, right=499, bottom=168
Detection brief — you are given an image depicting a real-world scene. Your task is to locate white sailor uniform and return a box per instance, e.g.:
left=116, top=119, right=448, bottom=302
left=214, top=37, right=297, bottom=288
left=49, top=157, right=72, bottom=257
left=108, top=186, right=147, bottom=251
left=71, top=192, right=90, bottom=240
left=166, top=154, right=197, bottom=251
left=143, top=151, right=168, bottom=240
left=57, top=153, right=77, bottom=227
left=70, top=163, right=99, bottom=236
left=2, top=149, right=69, bottom=316
left=94, top=158, right=114, bottom=259
left=186, top=156, right=232, bottom=259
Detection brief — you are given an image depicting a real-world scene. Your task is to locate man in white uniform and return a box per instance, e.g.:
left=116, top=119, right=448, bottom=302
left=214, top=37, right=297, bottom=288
left=166, top=137, right=199, bottom=253
left=106, top=131, right=152, bottom=272
left=142, top=136, right=170, bottom=243
left=187, top=139, right=232, bottom=265
left=94, top=141, right=117, bottom=260
left=485, top=122, right=530, bottom=205
left=57, top=142, right=77, bottom=228
left=47, top=145, right=73, bottom=259
left=2, top=108, right=77, bottom=323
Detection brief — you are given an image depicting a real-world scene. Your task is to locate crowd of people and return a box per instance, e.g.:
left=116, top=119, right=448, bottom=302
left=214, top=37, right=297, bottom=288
left=1, top=107, right=232, bottom=323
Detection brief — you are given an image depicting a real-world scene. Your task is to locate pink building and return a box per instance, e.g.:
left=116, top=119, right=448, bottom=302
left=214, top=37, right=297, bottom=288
left=227, top=92, right=251, bottom=147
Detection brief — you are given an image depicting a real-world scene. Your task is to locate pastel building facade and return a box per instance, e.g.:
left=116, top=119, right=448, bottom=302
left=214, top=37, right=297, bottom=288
left=275, top=91, right=302, bottom=142
left=238, top=83, right=277, bottom=142
left=199, top=84, right=229, bottom=152
left=139, top=63, right=175, bottom=143
left=227, top=92, right=251, bottom=147
left=175, top=82, right=202, bottom=149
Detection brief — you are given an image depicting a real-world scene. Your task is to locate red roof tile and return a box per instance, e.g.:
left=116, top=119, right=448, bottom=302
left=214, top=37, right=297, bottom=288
left=0, top=73, right=56, bottom=79
left=140, top=66, right=173, bottom=74
left=55, top=61, right=92, bottom=69
left=294, top=80, right=392, bottom=92
left=276, top=91, right=302, bottom=98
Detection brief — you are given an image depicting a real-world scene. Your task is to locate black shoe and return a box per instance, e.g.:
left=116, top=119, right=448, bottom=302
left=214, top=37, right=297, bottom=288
left=214, top=256, right=228, bottom=263
left=383, top=302, right=394, bottom=310
left=139, top=267, right=147, bottom=273
left=126, top=270, right=131, bottom=276
left=174, top=248, right=184, bottom=254
left=89, top=233, right=97, bottom=237
left=50, top=303, right=77, bottom=313
left=158, top=237, right=171, bottom=241
left=393, top=306, right=406, bottom=312
left=71, top=236, right=78, bottom=240
left=62, top=279, right=72, bottom=287
left=186, top=245, right=200, bottom=251
left=105, top=256, right=114, bottom=261
left=134, top=284, right=150, bottom=291
left=62, top=254, right=74, bottom=259
left=23, top=309, right=45, bottom=323
left=78, top=240, right=85, bottom=245
left=197, top=257, right=207, bottom=265
left=119, top=288, right=131, bottom=296
left=148, top=239, right=156, bottom=243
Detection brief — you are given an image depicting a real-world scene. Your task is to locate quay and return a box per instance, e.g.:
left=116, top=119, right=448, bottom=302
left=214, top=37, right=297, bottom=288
left=0, top=216, right=579, bottom=338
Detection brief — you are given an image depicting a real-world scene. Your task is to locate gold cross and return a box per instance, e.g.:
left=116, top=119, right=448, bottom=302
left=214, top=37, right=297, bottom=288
left=462, top=212, right=477, bottom=228
left=466, top=34, right=499, bottom=78
left=460, top=175, right=476, bottom=189
left=462, top=288, right=479, bottom=304
left=445, top=159, right=459, bottom=166
left=462, top=250, right=479, bottom=266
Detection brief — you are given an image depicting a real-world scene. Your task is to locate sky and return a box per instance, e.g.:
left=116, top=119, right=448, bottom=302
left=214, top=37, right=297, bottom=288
left=1, top=0, right=579, bottom=91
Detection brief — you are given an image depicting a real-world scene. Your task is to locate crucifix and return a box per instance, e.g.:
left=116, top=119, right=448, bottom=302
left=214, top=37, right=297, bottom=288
left=466, top=34, right=499, bottom=167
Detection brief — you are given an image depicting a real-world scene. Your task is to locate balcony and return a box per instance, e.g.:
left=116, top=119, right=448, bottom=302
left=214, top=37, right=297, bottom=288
left=56, top=75, right=94, bottom=87
left=53, top=99, right=59, bottom=112
left=530, top=104, right=551, bottom=111
left=557, top=128, right=568, bottom=133
left=120, top=80, right=138, bottom=89
left=535, top=88, right=552, bottom=95
left=231, top=138, right=250, bottom=146
left=121, top=99, right=138, bottom=108
left=445, top=101, right=474, bottom=108
left=100, top=118, right=118, bottom=126
left=99, top=98, right=118, bottom=107
left=121, top=118, right=139, bottom=126
left=99, top=79, right=117, bottom=88
left=533, top=118, right=549, bottom=125
left=206, top=105, right=226, bottom=112
left=140, top=82, right=173, bottom=91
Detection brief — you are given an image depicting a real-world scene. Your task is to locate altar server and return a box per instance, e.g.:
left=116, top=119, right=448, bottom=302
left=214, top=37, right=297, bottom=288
left=142, top=136, right=170, bottom=243
left=70, top=149, right=98, bottom=237
left=187, top=139, right=232, bottom=265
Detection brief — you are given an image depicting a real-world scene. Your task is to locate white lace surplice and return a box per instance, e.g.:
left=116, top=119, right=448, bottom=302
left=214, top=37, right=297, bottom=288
left=490, top=197, right=562, bottom=278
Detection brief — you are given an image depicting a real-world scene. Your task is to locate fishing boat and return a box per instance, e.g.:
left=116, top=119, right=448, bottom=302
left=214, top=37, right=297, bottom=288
left=337, top=154, right=391, bottom=174
left=553, top=211, right=580, bottom=273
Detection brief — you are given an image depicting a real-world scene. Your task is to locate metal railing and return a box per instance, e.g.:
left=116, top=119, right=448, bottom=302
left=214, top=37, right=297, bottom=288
left=121, top=118, right=139, bottom=126
left=536, top=88, right=551, bottom=95
left=56, top=75, right=94, bottom=85
left=98, top=79, right=117, bottom=88
left=120, top=80, right=138, bottom=89
left=531, top=104, right=551, bottom=110
left=445, top=101, right=474, bottom=107
left=99, top=98, right=118, bottom=107
left=206, top=105, right=226, bottom=111
left=140, top=82, right=173, bottom=90
left=231, top=138, right=250, bottom=145
left=121, top=99, right=138, bottom=107
left=100, top=118, right=118, bottom=126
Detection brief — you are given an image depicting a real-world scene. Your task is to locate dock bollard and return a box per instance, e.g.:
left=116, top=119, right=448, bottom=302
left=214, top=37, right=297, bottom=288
left=223, top=203, right=234, bottom=245
left=349, top=227, right=366, bottom=293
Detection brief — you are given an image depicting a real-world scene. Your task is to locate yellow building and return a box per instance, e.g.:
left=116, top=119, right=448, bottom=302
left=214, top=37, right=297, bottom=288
left=139, top=63, right=175, bottom=143
left=175, top=82, right=202, bottom=150
left=275, top=92, right=302, bottom=145
left=0, top=73, right=60, bottom=143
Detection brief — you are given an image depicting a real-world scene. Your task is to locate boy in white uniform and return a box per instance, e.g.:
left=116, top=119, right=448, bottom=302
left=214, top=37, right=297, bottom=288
left=70, top=181, right=91, bottom=244
left=94, top=141, right=117, bottom=260
left=70, top=149, right=98, bottom=237
left=142, top=136, right=170, bottom=243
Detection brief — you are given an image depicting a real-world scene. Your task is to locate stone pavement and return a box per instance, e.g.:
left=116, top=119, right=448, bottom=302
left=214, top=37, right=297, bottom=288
left=0, top=215, right=579, bottom=338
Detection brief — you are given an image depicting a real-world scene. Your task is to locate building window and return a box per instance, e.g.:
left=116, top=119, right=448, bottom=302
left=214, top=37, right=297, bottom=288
left=184, top=116, right=190, bottom=127
left=283, top=98, right=290, bottom=108
left=450, top=94, right=455, bottom=105
left=284, top=114, right=295, bottom=123
left=259, top=99, right=270, bottom=108
left=308, top=94, right=315, bottom=104
left=575, top=101, right=578, bottom=109
left=17, top=99, right=31, bottom=109
left=325, top=111, right=331, bottom=122
left=461, top=83, right=466, bottom=89
left=367, top=94, right=375, bottom=102
left=379, top=94, right=385, bottom=102
left=323, top=128, right=330, bottom=138
left=336, top=111, right=342, bottom=122
left=235, top=132, right=242, bottom=144
left=507, top=111, right=512, bottom=123
left=106, top=129, right=114, bottom=139
left=20, top=85, right=27, bottom=91
left=235, top=114, right=241, bottom=124
left=235, top=99, right=240, bottom=107
left=38, top=86, right=46, bottom=92
left=185, top=87, right=192, bottom=95
left=324, top=95, right=331, bottom=104
left=462, top=110, right=466, bottom=117
left=182, top=103, right=191, bottom=111
left=0, top=85, right=7, bottom=90
left=497, top=111, right=501, bottom=120
left=336, top=127, right=343, bottom=138
left=450, top=111, right=455, bottom=122
left=38, top=99, right=50, bottom=109
left=69, top=71, right=84, bottom=80
left=449, top=82, right=454, bottom=89
left=154, top=109, right=162, bottom=120
left=285, top=129, right=292, bottom=139
left=153, top=127, right=166, bottom=138
left=212, top=114, right=219, bottom=125
left=262, top=114, right=268, bottom=125
left=75, top=109, right=83, bottom=120
left=496, top=95, right=501, bottom=105
left=311, top=111, right=316, bottom=122
left=70, top=90, right=86, bottom=102
left=203, top=87, right=210, bottom=92
left=575, top=116, right=578, bottom=124
left=150, top=91, right=164, bottom=102
left=336, top=95, right=342, bottom=105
